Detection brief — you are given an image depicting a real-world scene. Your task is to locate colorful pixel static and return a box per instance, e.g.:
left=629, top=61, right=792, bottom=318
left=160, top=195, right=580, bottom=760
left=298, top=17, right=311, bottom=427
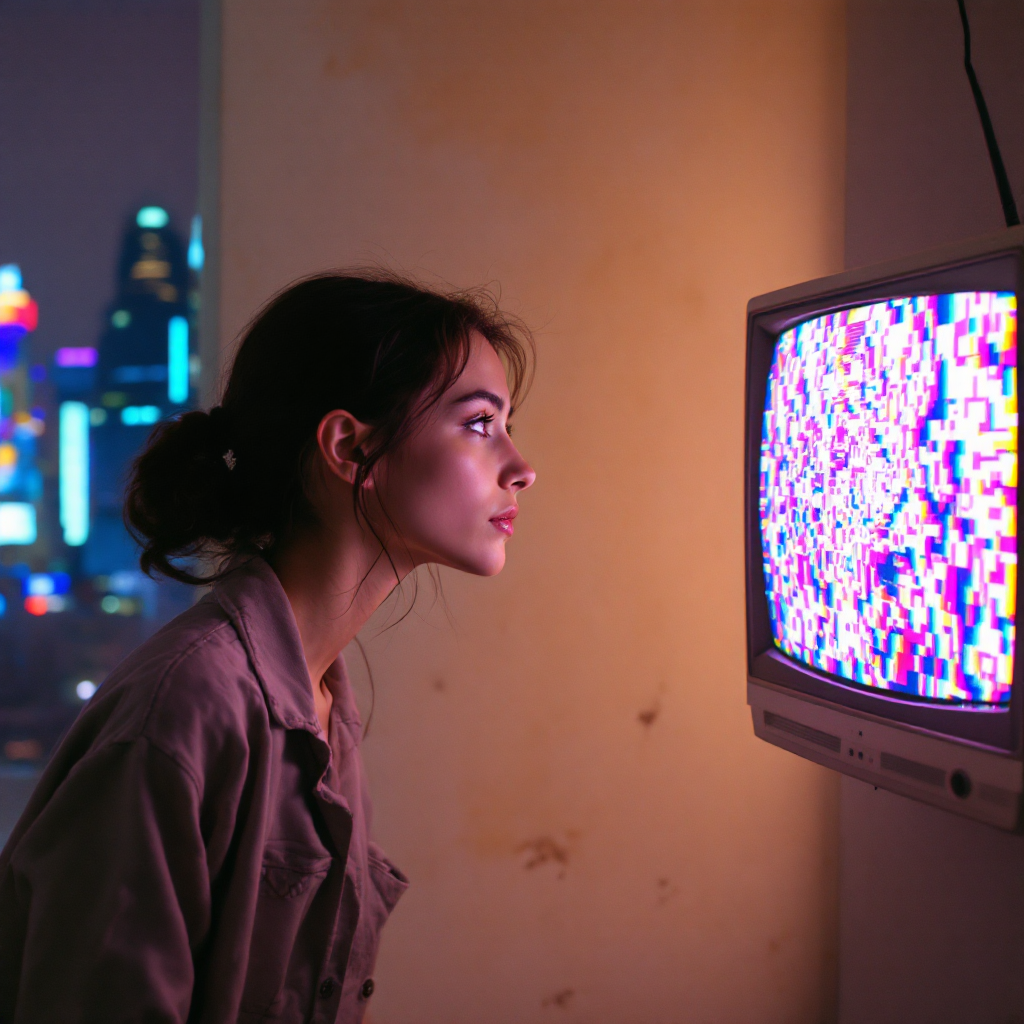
left=760, top=292, right=1018, bottom=705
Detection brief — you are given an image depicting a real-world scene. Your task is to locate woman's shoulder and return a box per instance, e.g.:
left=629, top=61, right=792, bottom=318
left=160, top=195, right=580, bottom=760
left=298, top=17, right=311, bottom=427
left=69, top=595, right=272, bottom=785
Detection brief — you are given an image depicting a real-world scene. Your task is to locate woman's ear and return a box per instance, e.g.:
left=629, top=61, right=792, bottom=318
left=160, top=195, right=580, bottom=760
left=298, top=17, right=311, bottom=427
left=317, top=410, right=374, bottom=485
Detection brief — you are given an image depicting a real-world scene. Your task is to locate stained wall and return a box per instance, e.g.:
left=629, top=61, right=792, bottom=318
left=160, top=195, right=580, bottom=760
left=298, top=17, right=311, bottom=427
left=211, top=3, right=847, bottom=1020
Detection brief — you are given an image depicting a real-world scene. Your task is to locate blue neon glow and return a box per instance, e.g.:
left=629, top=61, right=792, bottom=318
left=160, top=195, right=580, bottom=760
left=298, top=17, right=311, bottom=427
left=24, top=572, right=70, bottom=597
left=121, top=405, right=161, bottom=426
left=27, top=574, right=52, bottom=596
left=0, top=502, right=36, bottom=545
left=0, top=265, right=22, bottom=292
left=188, top=215, right=204, bottom=271
left=59, top=401, right=89, bottom=546
left=168, top=316, right=189, bottom=403
left=136, top=206, right=169, bottom=229
left=112, top=364, right=166, bottom=384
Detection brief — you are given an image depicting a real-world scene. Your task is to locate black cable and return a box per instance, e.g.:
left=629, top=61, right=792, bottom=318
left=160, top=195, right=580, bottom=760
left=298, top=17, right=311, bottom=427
left=957, top=0, right=1020, bottom=227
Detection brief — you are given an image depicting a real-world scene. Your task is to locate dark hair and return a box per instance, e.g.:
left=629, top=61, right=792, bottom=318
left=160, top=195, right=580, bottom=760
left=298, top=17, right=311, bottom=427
left=125, top=271, right=533, bottom=584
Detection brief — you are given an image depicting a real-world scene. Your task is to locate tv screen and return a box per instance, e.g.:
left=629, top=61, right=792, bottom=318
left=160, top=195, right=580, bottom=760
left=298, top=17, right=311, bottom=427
left=760, top=291, right=1017, bottom=707
left=746, top=230, right=1024, bottom=828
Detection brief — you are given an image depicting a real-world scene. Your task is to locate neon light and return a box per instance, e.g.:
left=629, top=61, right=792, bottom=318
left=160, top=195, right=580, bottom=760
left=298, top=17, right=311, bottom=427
left=0, top=502, right=36, bottom=545
left=25, top=573, right=70, bottom=597
left=188, top=215, right=204, bottom=271
left=59, top=401, right=89, bottom=546
left=121, top=405, right=161, bottom=426
left=112, top=364, right=166, bottom=383
left=0, top=294, right=35, bottom=330
left=23, top=593, right=67, bottom=615
left=55, top=347, right=98, bottom=368
left=26, top=574, right=54, bottom=596
left=112, top=309, right=131, bottom=328
left=109, top=570, right=142, bottom=594
left=0, top=265, right=38, bottom=368
left=0, top=443, right=15, bottom=492
left=168, top=316, right=189, bottom=403
left=136, top=206, right=169, bottom=229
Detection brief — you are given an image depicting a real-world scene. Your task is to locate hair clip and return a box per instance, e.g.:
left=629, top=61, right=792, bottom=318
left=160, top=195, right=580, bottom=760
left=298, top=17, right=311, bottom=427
left=223, top=449, right=237, bottom=471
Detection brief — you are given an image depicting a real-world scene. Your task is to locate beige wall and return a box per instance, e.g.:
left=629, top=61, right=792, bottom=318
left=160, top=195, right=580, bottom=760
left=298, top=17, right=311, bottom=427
left=213, top=3, right=846, bottom=1020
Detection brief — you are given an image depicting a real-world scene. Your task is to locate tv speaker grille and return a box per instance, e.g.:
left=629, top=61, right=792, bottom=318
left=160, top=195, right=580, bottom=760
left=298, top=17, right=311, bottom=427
left=880, top=752, right=945, bottom=788
left=763, top=711, right=841, bottom=753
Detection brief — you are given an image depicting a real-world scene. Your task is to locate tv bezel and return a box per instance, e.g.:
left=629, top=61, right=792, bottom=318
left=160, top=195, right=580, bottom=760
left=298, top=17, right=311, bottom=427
left=745, top=228, right=1024, bottom=754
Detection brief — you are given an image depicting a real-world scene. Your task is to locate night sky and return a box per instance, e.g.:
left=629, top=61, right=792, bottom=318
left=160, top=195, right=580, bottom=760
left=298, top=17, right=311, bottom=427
left=0, top=0, right=200, bottom=364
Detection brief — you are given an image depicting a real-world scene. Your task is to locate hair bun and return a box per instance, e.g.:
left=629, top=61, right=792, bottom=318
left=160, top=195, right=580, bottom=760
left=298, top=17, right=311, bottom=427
left=123, top=408, right=240, bottom=583
left=206, top=405, right=238, bottom=469
left=207, top=404, right=230, bottom=440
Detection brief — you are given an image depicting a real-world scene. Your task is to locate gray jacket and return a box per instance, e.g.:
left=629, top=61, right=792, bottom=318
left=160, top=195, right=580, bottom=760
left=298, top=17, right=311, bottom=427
left=0, top=556, right=407, bottom=1023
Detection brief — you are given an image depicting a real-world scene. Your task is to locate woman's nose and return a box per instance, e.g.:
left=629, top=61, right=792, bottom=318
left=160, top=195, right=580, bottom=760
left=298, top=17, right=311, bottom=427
left=502, top=443, right=536, bottom=493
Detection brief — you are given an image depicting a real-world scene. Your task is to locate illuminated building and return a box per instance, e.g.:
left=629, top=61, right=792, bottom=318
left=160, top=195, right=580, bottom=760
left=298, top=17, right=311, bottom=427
left=0, top=215, right=200, bottom=769
left=79, top=206, right=197, bottom=577
left=0, top=265, right=43, bottom=549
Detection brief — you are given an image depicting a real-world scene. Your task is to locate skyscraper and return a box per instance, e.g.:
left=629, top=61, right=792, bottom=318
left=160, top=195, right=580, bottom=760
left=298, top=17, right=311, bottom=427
left=79, top=206, right=196, bottom=576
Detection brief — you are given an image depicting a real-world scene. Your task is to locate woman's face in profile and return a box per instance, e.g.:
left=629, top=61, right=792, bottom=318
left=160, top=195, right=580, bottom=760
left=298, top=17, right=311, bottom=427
left=376, top=332, right=536, bottom=576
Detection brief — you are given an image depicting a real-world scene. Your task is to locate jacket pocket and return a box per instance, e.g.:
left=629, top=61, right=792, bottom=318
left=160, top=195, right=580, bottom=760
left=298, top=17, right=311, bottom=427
left=366, top=842, right=409, bottom=920
left=239, top=841, right=334, bottom=1018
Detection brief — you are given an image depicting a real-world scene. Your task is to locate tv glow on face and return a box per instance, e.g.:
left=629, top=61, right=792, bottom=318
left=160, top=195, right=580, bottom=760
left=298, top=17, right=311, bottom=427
left=745, top=228, right=1024, bottom=830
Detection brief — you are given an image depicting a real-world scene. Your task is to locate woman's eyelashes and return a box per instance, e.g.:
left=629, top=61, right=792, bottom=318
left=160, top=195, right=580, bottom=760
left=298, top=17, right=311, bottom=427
left=464, top=411, right=495, bottom=437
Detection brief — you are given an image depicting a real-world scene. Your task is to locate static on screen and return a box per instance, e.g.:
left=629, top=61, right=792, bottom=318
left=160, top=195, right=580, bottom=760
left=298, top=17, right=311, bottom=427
left=760, top=292, right=1017, bottom=704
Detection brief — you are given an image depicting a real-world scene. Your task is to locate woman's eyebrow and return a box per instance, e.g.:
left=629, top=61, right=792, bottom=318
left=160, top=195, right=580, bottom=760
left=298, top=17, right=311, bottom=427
left=451, top=388, right=505, bottom=411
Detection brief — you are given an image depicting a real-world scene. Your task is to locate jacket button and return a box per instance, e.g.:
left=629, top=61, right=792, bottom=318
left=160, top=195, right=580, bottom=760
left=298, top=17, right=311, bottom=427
left=319, top=979, right=334, bottom=999
left=360, top=978, right=375, bottom=1000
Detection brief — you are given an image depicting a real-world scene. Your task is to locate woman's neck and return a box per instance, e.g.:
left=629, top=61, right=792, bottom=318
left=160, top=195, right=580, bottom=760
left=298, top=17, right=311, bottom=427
left=268, top=517, right=410, bottom=713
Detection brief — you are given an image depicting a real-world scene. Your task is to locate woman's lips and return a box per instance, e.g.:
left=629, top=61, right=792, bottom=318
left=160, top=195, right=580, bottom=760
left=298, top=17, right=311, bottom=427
left=490, top=506, right=518, bottom=536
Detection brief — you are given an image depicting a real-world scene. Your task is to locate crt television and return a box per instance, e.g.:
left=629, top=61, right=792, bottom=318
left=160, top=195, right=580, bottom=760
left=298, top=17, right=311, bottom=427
left=746, top=227, right=1024, bottom=830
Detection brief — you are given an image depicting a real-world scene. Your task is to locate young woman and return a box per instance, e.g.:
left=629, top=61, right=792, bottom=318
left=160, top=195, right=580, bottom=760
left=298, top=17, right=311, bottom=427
left=0, top=273, right=536, bottom=1023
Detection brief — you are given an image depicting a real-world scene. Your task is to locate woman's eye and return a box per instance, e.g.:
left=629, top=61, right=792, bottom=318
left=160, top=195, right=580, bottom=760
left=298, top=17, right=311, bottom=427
left=466, top=413, right=494, bottom=436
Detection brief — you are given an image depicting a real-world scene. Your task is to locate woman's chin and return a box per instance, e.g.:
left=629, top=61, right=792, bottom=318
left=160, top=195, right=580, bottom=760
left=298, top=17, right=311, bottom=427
left=480, top=553, right=507, bottom=577
left=442, top=546, right=507, bottom=577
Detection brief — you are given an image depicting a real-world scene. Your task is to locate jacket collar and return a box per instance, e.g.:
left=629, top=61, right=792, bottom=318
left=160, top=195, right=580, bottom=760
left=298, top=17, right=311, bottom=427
left=212, top=556, right=360, bottom=735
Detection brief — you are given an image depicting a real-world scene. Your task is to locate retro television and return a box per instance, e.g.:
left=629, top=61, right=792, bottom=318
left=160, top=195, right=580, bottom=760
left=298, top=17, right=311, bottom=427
left=745, top=227, right=1024, bottom=830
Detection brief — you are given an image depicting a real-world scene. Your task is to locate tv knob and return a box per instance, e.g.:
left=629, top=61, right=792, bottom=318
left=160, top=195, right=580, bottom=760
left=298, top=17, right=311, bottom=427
left=949, top=770, right=972, bottom=799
